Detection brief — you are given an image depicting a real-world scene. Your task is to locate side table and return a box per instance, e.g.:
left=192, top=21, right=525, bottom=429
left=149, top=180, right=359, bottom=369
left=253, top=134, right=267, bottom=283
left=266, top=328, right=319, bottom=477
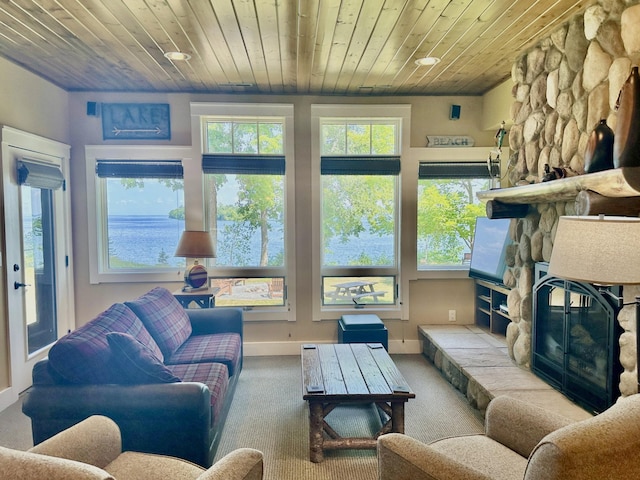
left=172, top=287, right=220, bottom=308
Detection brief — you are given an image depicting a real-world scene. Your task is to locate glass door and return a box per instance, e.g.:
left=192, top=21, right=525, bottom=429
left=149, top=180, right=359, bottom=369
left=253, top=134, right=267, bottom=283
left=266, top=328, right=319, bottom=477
left=21, top=185, right=58, bottom=353
left=1, top=126, right=74, bottom=396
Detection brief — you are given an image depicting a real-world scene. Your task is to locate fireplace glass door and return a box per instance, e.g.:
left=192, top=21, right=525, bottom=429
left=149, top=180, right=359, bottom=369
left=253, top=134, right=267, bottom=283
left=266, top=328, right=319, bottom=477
left=533, top=266, right=621, bottom=413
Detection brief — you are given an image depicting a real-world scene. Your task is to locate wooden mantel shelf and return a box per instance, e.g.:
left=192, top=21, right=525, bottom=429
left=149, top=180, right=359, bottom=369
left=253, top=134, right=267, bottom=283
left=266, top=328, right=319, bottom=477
left=477, top=167, right=640, bottom=205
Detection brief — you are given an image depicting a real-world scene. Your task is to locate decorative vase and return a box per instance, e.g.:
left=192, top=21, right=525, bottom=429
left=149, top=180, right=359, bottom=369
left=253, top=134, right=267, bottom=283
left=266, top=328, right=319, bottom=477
left=613, top=66, right=640, bottom=168
left=584, top=119, right=614, bottom=173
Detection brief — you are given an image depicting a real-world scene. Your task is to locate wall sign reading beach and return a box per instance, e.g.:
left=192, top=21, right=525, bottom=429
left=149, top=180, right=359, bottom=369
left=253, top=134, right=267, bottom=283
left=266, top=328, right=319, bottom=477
left=102, top=103, right=171, bottom=140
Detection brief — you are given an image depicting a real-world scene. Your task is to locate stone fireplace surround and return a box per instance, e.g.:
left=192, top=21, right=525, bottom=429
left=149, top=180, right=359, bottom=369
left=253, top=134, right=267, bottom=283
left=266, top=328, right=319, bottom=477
left=497, top=0, right=640, bottom=399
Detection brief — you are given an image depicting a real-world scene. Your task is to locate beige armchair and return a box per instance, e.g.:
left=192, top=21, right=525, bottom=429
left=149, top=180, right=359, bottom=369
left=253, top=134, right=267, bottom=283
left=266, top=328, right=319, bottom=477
left=378, top=394, right=640, bottom=480
left=1, top=415, right=263, bottom=480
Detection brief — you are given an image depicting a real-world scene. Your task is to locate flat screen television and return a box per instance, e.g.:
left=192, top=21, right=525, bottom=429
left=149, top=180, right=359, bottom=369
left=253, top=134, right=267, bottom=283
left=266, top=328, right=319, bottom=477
left=468, top=216, right=512, bottom=285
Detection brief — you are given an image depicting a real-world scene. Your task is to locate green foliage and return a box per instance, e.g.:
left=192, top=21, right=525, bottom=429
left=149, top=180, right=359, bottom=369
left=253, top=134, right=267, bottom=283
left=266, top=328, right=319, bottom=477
left=169, top=207, right=185, bottom=220
left=417, top=178, right=489, bottom=265
left=157, top=249, right=169, bottom=265
left=322, top=175, right=394, bottom=243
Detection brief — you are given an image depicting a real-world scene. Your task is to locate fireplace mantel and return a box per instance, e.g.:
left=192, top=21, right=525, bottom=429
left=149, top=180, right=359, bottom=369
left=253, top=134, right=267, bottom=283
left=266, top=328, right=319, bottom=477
left=477, top=166, right=640, bottom=205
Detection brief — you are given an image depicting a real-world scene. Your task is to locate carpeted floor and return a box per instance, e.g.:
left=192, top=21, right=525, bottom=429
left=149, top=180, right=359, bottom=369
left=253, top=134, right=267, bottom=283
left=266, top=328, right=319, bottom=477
left=214, top=354, right=484, bottom=480
left=0, top=353, right=484, bottom=479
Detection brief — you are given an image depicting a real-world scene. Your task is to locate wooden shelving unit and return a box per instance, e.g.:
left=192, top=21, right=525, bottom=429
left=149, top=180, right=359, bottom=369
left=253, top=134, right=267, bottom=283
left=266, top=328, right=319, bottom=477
left=475, top=280, right=511, bottom=336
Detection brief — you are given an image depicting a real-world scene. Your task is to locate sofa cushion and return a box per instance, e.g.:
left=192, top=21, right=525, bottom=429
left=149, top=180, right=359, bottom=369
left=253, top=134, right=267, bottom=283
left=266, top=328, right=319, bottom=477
left=125, top=287, right=192, bottom=358
left=165, top=333, right=242, bottom=376
left=48, top=303, right=164, bottom=384
left=107, top=332, right=181, bottom=384
left=168, top=362, right=229, bottom=425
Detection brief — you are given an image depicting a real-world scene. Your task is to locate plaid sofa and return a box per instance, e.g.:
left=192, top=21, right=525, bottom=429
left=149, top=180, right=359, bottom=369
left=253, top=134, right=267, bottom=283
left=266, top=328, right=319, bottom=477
left=22, top=287, right=243, bottom=468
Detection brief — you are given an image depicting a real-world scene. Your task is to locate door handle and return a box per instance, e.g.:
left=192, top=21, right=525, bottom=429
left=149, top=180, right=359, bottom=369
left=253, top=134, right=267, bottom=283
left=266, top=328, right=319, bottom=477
left=14, top=281, right=30, bottom=289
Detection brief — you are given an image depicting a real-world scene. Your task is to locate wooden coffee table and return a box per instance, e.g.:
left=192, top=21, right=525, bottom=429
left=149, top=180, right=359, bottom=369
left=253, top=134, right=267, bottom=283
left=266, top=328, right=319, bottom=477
left=301, top=343, right=415, bottom=462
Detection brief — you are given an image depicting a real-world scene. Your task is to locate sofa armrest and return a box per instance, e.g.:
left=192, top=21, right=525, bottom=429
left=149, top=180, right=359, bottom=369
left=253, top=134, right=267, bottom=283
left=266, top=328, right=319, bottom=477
left=187, top=308, right=243, bottom=337
left=29, top=415, right=121, bottom=469
left=197, top=448, right=263, bottom=480
left=484, top=395, right=574, bottom=458
left=377, top=434, right=493, bottom=480
left=23, top=382, right=213, bottom=466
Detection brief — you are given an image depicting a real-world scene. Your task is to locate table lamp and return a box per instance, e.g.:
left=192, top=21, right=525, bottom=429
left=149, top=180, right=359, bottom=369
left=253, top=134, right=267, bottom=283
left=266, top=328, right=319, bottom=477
left=547, top=215, right=640, bottom=391
left=175, top=230, right=216, bottom=291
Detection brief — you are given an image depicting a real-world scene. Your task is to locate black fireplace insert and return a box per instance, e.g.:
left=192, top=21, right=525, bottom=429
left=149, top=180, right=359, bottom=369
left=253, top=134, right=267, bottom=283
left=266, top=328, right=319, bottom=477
left=532, top=262, right=623, bottom=414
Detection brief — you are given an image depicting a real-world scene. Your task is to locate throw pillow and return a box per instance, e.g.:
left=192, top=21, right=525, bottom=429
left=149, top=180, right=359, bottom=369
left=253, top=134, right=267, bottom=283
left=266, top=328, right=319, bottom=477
left=125, top=287, right=193, bottom=358
left=107, top=332, right=181, bottom=384
left=48, top=303, right=154, bottom=384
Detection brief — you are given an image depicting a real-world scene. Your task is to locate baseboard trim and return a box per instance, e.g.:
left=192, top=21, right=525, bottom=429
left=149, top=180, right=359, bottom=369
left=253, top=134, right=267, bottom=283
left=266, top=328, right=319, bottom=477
left=0, top=387, right=18, bottom=414
left=244, top=339, right=421, bottom=356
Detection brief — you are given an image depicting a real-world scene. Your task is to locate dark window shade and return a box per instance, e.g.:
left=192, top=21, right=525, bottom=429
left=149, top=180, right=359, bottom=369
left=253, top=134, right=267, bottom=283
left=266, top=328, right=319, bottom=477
left=202, top=154, right=285, bottom=175
left=418, top=161, right=493, bottom=179
left=96, top=160, right=183, bottom=179
left=321, top=156, right=400, bottom=175
left=17, top=159, right=65, bottom=190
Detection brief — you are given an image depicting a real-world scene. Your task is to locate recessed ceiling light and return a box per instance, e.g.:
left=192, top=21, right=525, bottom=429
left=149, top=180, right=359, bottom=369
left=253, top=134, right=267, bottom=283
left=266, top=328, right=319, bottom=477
left=164, top=51, right=191, bottom=61
left=415, top=56, right=441, bottom=66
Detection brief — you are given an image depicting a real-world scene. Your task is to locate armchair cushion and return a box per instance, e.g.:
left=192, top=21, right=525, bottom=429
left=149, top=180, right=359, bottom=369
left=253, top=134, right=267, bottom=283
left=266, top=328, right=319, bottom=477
left=107, top=332, right=181, bottom=384
left=484, top=395, right=572, bottom=458
left=126, top=287, right=192, bottom=358
left=377, top=433, right=517, bottom=480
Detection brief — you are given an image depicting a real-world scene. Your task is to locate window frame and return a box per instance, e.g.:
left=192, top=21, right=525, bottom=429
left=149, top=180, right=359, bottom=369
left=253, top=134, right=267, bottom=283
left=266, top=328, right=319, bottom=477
left=405, top=147, right=510, bottom=282
left=417, top=161, right=495, bottom=271
left=191, top=102, right=296, bottom=322
left=311, top=104, right=411, bottom=322
left=85, top=145, right=193, bottom=284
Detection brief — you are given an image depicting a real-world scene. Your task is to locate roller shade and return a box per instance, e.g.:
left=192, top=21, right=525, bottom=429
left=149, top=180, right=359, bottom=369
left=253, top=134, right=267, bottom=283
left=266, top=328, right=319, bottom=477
left=202, top=154, right=285, bottom=175
left=418, top=161, right=494, bottom=179
left=321, top=155, right=400, bottom=175
left=17, top=159, right=65, bottom=190
left=96, top=160, right=183, bottom=179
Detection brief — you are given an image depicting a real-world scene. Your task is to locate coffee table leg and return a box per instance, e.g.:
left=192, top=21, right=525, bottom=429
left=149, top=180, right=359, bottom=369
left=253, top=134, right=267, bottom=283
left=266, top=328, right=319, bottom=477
left=309, top=402, right=324, bottom=462
left=390, top=402, right=405, bottom=433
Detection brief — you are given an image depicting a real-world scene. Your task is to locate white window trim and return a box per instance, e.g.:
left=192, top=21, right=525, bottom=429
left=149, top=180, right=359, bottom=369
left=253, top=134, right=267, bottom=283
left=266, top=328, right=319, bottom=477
left=190, top=102, right=296, bottom=322
left=85, top=145, right=193, bottom=284
left=311, top=104, right=411, bottom=322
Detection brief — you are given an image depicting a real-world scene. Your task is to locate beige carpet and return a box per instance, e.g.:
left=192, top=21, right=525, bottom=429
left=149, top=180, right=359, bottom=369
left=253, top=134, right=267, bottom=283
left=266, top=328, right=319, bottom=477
left=214, top=354, right=484, bottom=480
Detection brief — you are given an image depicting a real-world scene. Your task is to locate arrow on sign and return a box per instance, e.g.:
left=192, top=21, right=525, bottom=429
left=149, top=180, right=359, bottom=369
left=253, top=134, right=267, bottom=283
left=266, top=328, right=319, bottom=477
left=112, top=126, right=163, bottom=136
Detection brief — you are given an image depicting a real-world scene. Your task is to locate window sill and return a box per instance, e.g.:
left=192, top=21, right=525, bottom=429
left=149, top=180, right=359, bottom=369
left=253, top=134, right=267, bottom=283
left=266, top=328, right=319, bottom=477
left=415, top=268, right=471, bottom=280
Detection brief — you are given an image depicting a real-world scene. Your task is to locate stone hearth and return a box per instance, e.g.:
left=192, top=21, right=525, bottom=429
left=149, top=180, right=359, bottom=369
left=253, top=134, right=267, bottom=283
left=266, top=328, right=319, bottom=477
left=419, top=325, right=593, bottom=421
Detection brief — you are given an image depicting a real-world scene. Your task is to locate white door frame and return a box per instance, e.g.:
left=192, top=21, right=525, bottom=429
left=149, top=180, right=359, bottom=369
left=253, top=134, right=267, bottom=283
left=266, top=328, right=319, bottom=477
left=0, top=126, right=74, bottom=409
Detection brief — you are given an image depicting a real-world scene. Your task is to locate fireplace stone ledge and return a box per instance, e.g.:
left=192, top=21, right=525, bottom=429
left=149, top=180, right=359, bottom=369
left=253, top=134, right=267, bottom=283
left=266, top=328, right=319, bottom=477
left=419, top=324, right=593, bottom=421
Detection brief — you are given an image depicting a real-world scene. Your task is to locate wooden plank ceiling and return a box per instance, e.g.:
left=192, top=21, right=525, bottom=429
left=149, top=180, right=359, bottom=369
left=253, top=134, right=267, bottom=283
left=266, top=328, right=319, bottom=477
left=0, top=0, right=589, bottom=96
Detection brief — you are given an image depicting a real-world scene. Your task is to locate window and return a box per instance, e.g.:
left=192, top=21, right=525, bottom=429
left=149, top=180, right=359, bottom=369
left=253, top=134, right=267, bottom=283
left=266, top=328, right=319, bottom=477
left=193, top=103, right=295, bottom=315
left=86, top=146, right=192, bottom=284
left=312, top=104, right=410, bottom=318
left=417, top=161, right=495, bottom=270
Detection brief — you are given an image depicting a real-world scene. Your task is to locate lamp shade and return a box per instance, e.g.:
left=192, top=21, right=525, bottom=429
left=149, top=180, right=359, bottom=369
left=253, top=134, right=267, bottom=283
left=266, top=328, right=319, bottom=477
left=548, top=215, right=640, bottom=285
left=174, top=230, right=216, bottom=258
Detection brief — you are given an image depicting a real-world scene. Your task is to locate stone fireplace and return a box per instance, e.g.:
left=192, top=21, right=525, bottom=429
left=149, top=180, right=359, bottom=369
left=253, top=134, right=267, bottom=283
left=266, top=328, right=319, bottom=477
left=498, top=0, right=640, bottom=399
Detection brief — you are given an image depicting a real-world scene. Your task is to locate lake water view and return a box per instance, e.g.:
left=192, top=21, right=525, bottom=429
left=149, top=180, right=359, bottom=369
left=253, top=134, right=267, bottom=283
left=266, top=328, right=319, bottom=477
left=108, top=215, right=394, bottom=268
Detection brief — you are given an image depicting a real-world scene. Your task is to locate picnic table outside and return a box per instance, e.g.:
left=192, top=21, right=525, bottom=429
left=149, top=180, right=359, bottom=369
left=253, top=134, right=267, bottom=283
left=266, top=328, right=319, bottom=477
left=326, top=281, right=386, bottom=303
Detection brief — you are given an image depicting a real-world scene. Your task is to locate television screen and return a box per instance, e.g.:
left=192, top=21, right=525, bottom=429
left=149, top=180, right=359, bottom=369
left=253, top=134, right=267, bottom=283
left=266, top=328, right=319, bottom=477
left=468, top=217, right=512, bottom=285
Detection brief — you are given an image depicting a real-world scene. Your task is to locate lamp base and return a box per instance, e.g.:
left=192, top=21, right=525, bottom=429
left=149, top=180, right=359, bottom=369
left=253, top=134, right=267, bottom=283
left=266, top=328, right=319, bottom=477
left=184, top=262, right=208, bottom=289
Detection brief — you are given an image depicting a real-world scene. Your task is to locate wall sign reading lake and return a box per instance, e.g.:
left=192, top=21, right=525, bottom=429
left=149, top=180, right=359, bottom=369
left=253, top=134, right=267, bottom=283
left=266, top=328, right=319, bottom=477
left=102, top=103, right=171, bottom=140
